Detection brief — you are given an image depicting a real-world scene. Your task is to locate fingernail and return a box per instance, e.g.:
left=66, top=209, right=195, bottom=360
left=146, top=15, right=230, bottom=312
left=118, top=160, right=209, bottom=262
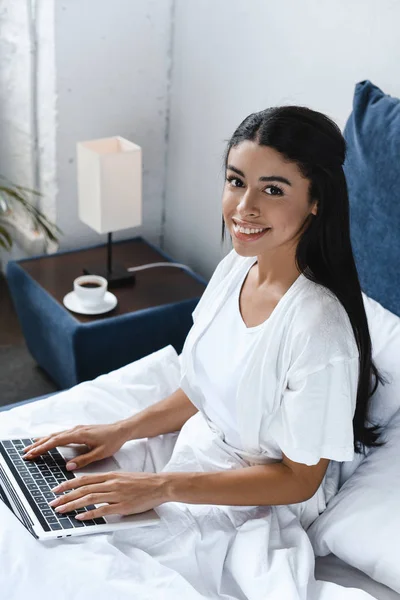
left=66, top=462, right=77, bottom=471
left=49, top=499, right=58, bottom=506
left=55, top=506, right=65, bottom=513
left=50, top=486, right=61, bottom=492
left=75, top=514, right=84, bottom=520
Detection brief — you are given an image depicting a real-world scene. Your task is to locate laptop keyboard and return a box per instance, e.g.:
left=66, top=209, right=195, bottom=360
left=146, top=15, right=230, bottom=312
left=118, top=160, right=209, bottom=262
left=0, top=439, right=106, bottom=532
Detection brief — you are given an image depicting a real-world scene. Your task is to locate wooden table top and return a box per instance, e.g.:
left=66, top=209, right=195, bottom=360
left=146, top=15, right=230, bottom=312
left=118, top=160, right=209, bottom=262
left=18, top=237, right=207, bottom=324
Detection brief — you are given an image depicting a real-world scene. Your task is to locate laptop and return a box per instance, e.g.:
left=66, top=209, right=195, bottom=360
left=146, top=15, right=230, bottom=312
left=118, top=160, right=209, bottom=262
left=0, top=438, right=160, bottom=541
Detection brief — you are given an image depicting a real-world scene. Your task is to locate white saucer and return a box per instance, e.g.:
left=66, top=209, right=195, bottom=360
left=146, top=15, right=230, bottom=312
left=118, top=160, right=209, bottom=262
left=63, top=291, right=118, bottom=315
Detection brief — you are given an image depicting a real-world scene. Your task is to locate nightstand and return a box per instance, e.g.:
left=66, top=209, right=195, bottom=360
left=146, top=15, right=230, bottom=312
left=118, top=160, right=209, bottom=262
left=6, top=236, right=207, bottom=390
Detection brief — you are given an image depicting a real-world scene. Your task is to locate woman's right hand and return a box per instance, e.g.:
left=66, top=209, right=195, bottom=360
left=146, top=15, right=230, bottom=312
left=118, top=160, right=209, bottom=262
left=22, top=422, right=128, bottom=470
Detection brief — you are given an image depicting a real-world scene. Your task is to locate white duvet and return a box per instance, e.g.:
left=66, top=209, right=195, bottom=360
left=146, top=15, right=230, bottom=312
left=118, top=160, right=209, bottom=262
left=0, top=345, right=375, bottom=600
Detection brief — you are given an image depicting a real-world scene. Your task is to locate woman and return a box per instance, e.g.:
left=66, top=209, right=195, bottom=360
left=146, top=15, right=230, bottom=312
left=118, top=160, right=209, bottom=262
left=19, top=106, right=383, bottom=599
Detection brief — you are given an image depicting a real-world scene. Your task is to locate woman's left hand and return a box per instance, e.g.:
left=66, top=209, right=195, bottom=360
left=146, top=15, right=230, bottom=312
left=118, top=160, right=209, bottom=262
left=48, top=472, right=168, bottom=519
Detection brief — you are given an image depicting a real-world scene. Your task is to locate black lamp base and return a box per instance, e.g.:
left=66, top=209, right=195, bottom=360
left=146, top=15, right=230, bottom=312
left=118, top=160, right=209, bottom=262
left=82, top=263, right=136, bottom=289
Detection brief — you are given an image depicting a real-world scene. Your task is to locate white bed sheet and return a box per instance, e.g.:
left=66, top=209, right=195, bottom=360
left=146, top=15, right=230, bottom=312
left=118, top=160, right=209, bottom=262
left=0, top=345, right=379, bottom=600
left=315, top=554, right=400, bottom=600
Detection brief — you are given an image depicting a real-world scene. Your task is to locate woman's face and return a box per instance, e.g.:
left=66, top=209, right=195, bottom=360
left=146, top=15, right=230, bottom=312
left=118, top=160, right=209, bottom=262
left=222, top=141, right=317, bottom=258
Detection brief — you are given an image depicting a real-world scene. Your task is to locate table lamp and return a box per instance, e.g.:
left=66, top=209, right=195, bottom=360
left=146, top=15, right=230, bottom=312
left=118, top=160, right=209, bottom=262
left=76, top=136, right=142, bottom=287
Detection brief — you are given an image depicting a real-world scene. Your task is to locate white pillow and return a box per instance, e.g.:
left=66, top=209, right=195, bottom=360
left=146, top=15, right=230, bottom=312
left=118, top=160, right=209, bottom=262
left=339, top=292, right=400, bottom=486
left=362, top=292, right=400, bottom=425
left=307, top=406, right=400, bottom=594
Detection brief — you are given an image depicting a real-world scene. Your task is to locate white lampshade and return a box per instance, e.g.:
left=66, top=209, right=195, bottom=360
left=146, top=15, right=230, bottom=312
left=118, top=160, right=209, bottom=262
left=77, top=136, right=142, bottom=235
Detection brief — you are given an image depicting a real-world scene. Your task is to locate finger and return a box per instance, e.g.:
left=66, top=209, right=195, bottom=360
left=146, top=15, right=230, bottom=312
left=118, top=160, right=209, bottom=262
left=50, top=473, right=112, bottom=493
left=53, top=493, right=114, bottom=515
left=23, top=434, right=60, bottom=454
left=49, top=483, right=109, bottom=507
left=76, top=503, right=117, bottom=521
left=23, top=433, right=64, bottom=455
left=65, top=448, right=103, bottom=471
left=23, top=439, right=44, bottom=453
left=23, top=432, right=85, bottom=458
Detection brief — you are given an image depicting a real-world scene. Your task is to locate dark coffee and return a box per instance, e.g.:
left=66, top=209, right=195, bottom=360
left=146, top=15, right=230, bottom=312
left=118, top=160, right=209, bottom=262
left=80, top=282, right=101, bottom=288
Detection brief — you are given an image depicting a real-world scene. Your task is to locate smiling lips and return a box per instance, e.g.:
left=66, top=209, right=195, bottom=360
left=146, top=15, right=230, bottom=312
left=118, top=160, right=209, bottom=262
left=232, top=222, right=270, bottom=242
left=232, top=219, right=268, bottom=230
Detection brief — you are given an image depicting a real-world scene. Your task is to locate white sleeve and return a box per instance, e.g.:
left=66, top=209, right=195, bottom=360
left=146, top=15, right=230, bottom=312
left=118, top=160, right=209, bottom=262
left=268, top=357, right=359, bottom=466
left=192, top=249, right=239, bottom=323
left=267, top=301, right=360, bottom=466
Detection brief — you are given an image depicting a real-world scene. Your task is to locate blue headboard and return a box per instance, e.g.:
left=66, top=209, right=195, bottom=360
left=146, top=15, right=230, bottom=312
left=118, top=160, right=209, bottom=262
left=343, top=80, right=400, bottom=317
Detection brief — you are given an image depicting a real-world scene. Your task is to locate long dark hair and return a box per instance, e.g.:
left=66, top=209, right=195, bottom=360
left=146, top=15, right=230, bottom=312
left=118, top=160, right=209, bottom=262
left=221, top=106, right=386, bottom=454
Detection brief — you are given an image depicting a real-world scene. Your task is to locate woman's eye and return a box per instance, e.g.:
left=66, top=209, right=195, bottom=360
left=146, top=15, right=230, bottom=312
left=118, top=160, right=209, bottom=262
left=265, top=185, right=283, bottom=196
left=226, top=176, right=243, bottom=188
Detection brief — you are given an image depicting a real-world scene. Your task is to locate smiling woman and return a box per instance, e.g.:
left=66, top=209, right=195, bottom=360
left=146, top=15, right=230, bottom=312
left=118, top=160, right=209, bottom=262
left=221, top=106, right=386, bottom=456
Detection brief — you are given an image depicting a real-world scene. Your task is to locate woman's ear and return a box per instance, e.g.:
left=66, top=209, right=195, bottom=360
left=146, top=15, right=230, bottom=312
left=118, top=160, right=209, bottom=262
left=311, top=201, right=318, bottom=216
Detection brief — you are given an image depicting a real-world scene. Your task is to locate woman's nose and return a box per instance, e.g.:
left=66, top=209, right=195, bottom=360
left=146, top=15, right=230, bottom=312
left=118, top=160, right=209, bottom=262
left=237, top=188, right=260, bottom=213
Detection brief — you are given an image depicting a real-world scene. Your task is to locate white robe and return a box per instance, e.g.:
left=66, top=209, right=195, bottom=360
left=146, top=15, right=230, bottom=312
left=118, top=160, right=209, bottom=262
left=0, top=250, right=373, bottom=600
left=179, top=248, right=359, bottom=529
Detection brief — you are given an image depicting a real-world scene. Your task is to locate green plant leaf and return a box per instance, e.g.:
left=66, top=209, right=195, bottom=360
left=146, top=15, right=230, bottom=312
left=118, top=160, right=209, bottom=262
left=0, top=224, right=12, bottom=251
left=0, top=177, right=63, bottom=247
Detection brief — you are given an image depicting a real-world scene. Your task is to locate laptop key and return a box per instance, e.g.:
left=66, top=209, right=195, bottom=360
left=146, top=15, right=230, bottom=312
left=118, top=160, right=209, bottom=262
left=69, top=518, right=85, bottom=528
left=63, top=510, right=78, bottom=518
left=42, top=509, right=54, bottom=517
left=3, top=441, right=14, bottom=449
left=46, top=516, right=58, bottom=524
left=82, top=520, right=96, bottom=526
left=49, top=466, right=61, bottom=473
left=50, top=523, right=62, bottom=531
left=58, top=519, right=74, bottom=529
left=93, top=517, right=106, bottom=525
left=16, top=464, right=29, bottom=473
left=43, top=492, right=56, bottom=500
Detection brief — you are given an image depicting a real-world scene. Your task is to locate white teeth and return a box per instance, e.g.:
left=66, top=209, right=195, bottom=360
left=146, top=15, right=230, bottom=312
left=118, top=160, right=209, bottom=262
left=234, top=223, right=267, bottom=235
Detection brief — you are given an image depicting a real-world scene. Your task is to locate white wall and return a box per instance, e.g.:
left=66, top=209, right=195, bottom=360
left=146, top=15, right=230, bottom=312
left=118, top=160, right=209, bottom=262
left=54, top=0, right=173, bottom=251
left=163, top=0, right=400, bottom=281
left=0, top=0, right=173, bottom=272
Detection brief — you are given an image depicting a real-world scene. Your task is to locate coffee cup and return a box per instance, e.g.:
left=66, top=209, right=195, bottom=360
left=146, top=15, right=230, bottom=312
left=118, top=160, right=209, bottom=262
left=73, top=275, right=108, bottom=307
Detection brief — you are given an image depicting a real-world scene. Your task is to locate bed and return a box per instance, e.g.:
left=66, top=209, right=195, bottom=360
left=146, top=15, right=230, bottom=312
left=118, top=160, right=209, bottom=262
left=1, top=79, right=400, bottom=600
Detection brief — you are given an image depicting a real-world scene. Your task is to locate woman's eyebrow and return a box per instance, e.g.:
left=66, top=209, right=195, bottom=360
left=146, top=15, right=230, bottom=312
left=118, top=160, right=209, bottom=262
left=227, top=164, right=292, bottom=186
